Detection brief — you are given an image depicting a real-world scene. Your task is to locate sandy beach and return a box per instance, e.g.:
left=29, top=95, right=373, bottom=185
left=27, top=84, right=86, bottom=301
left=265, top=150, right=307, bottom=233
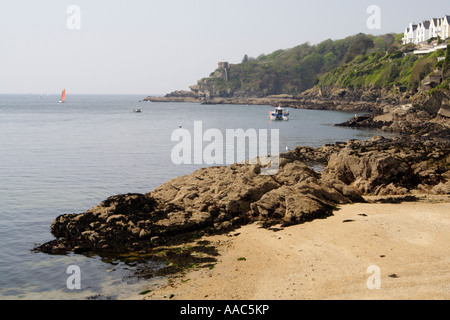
left=131, top=195, right=450, bottom=300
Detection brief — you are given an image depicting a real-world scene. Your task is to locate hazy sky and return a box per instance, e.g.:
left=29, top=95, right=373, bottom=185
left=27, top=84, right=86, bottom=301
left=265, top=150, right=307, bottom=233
left=1, top=0, right=449, bottom=95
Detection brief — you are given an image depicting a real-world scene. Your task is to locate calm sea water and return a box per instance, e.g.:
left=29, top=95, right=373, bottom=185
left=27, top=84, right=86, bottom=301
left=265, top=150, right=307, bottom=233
left=0, top=94, right=392, bottom=299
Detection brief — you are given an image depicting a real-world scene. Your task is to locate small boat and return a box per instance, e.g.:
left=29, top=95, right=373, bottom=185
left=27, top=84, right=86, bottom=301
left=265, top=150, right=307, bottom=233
left=133, top=108, right=142, bottom=113
left=59, top=89, right=66, bottom=103
left=269, top=105, right=289, bottom=121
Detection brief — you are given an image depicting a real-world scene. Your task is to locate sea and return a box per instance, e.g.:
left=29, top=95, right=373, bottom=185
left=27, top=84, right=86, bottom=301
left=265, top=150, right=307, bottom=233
left=0, top=94, right=394, bottom=300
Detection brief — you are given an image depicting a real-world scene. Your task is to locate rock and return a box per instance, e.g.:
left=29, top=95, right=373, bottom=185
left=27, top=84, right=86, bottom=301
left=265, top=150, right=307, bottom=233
left=412, top=89, right=450, bottom=115
left=139, top=229, right=151, bottom=239
left=336, top=89, right=450, bottom=139
left=35, top=136, right=449, bottom=256
left=438, top=105, right=450, bottom=118
left=322, top=136, right=449, bottom=195
left=431, top=182, right=450, bottom=195
left=34, top=154, right=358, bottom=255
left=251, top=185, right=333, bottom=225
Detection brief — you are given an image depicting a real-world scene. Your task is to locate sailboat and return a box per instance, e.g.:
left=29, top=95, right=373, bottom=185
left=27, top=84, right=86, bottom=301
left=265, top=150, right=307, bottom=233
left=59, top=89, right=66, bottom=103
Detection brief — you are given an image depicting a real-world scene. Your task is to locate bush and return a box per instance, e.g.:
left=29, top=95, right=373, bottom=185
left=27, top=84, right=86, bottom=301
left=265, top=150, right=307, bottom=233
left=389, top=50, right=403, bottom=60
left=409, top=55, right=435, bottom=88
left=443, top=45, right=450, bottom=78
left=435, top=60, right=445, bottom=69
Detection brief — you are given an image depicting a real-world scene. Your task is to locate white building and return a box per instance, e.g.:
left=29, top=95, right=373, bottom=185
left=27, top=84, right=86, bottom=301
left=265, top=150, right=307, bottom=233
left=430, top=18, right=442, bottom=38
left=417, top=21, right=431, bottom=43
left=402, top=23, right=418, bottom=45
left=442, top=15, right=450, bottom=39
left=403, top=15, right=450, bottom=45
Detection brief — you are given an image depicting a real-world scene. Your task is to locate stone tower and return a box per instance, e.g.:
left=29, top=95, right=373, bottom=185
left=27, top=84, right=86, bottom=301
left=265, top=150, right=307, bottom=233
left=217, top=61, right=229, bottom=82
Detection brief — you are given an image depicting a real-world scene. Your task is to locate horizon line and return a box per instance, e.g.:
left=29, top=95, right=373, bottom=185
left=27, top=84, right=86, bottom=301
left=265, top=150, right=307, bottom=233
left=0, top=93, right=165, bottom=96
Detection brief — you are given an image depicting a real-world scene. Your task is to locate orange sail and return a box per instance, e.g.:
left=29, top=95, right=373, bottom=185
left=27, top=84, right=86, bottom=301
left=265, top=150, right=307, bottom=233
left=60, top=89, right=66, bottom=103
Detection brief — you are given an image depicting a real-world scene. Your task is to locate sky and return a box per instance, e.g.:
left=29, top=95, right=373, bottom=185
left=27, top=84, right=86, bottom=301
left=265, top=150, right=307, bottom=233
left=0, top=0, right=449, bottom=95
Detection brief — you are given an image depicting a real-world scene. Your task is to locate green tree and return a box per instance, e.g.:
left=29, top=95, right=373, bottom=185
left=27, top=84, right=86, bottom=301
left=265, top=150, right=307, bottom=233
left=315, top=39, right=334, bottom=54
left=323, top=52, right=338, bottom=69
left=373, top=37, right=387, bottom=52
left=343, top=34, right=375, bottom=62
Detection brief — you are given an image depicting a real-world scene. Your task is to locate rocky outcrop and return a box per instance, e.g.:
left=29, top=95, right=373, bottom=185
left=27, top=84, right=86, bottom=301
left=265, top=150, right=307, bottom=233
left=438, top=105, right=450, bottom=118
left=322, top=136, right=450, bottom=196
left=294, top=86, right=403, bottom=112
left=35, top=135, right=449, bottom=256
left=35, top=152, right=364, bottom=256
left=337, top=89, right=450, bottom=139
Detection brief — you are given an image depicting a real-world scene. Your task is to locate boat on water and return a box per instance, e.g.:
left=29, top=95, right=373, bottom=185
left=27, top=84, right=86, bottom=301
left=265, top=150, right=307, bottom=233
left=269, top=105, right=289, bottom=120
left=133, top=108, right=142, bottom=113
left=59, top=89, right=66, bottom=103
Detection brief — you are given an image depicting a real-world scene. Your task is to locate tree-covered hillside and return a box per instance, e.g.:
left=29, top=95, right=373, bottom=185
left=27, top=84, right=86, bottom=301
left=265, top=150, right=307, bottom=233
left=202, top=33, right=397, bottom=97
left=318, top=38, right=448, bottom=91
left=196, top=33, right=449, bottom=99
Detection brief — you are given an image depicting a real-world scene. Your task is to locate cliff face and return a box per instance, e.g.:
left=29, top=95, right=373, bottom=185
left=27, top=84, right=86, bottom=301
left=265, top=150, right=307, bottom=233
left=146, top=62, right=236, bottom=103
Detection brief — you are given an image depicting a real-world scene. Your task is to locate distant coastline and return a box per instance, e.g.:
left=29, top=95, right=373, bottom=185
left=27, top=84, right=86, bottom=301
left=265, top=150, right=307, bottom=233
left=143, top=89, right=381, bottom=112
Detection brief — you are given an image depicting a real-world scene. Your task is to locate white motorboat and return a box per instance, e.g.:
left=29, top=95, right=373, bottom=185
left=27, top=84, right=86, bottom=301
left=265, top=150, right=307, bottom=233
left=269, top=105, right=289, bottom=120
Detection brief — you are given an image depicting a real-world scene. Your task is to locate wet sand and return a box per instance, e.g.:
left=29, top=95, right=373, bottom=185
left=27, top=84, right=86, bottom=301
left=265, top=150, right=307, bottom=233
left=130, top=195, right=450, bottom=300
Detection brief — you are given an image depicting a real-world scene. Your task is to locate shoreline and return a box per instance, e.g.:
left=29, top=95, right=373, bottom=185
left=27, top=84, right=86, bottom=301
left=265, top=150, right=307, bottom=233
left=131, top=194, right=450, bottom=300
left=35, top=135, right=450, bottom=286
left=142, top=94, right=378, bottom=112
left=143, top=87, right=449, bottom=138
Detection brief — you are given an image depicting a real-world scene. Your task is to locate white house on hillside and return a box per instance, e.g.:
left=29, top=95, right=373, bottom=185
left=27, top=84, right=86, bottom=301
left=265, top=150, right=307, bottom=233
left=442, top=15, right=450, bottom=39
left=417, top=20, right=431, bottom=43
left=430, top=18, right=442, bottom=38
left=403, top=23, right=418, bottom=45
left=403, top=15, right=450, bottom=44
